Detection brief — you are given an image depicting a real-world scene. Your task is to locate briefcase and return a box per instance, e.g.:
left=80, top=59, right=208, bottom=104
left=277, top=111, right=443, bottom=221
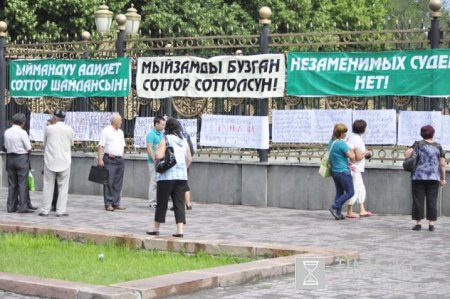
left=88, top=166, right=109, bottom=184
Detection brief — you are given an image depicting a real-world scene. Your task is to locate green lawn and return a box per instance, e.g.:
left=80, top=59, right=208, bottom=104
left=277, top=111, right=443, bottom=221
left=0, top=233, right=252, bottom=285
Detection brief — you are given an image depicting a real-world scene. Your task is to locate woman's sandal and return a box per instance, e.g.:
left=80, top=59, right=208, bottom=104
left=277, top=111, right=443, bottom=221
left=346, top=214, right=359, bottom=219
left=172, top=233, right=184, bottom=238
left=360, top=211, right=374, bottom=217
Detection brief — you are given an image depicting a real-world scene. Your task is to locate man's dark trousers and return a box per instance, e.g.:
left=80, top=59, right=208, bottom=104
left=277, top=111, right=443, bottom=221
left=103, top=155, right=125, bottom=207
left=6, top=154, right=29, bottom=212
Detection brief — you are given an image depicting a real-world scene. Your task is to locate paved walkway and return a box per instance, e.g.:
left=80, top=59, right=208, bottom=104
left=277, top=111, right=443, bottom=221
left=1, top=188, right=450, bottom=298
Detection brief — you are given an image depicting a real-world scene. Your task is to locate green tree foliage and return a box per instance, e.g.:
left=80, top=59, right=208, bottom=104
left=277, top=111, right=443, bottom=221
left=225, top=0, right=390, bottom=32
left=139, top=0, right=254, bottom=36
left=233, top=0, right=313, bottom=32
left=0, top=0, right=447, bottom=42
left=388, top=0, right=429, bottom=28
left=0, top=0, right=128, bottom=41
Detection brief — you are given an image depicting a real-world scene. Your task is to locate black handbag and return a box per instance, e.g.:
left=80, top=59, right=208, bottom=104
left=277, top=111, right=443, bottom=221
left=88, top=165, right=109, bottom=184
left=403, top=150, right=419, bottom=172
left=403, top=141, right=422, bottom=172
left=155, top=137, right=177, bottom=173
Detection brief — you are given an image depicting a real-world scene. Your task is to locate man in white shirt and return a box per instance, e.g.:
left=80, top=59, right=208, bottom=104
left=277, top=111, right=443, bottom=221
left=39, top=110, right=74, bottom=217
left=98, top=113, right=126, bottom=211
left=4, top=113, right=34, bottom=213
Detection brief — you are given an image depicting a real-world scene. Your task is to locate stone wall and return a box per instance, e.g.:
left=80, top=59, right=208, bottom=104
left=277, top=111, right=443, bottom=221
left=1, top=153, right=449, bottom=216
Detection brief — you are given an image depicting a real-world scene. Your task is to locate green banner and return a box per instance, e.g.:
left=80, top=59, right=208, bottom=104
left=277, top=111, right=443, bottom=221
left=9, top=58, right=130, bottom=98
left=287, top=49, right=450, bottom=97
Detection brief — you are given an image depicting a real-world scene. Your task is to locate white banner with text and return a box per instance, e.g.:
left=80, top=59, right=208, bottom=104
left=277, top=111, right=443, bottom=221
left=136, top=54, right=285, bottom=98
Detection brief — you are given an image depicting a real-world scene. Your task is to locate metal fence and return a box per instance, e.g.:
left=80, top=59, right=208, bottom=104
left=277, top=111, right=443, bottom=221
left=1, top=18, right=449, bottom=161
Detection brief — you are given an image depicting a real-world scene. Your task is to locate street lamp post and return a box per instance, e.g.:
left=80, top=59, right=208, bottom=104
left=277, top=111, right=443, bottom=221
left=81, top=31, right=91, bottom=112
left=125, top=4, right=141, bottom=36
left=94, top=3, right=141, bottom=129
left=258, top=7, right=271, bottom=163
left=429, top=0, right=442, bottom=111
left=94, top=2, right=113, bottom=36
left=0, top=21, right=7, bottom=150
left=231, top=50, right=243, bottom=116
left=115, top=14, right=126, bottom=126
left=165, top=43, right=173, bottom=117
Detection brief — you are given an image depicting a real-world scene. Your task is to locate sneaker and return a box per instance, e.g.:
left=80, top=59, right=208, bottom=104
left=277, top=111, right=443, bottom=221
left=429, top=225, right=435, bottom=232
left=149, top=204, right=157, bottom=209
left=329, top=207, right=339, bottom=220
left=412, top=224, right=422, bottom=231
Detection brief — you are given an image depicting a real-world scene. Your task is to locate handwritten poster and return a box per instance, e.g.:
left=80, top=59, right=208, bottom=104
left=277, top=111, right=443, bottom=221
left=352, top=110, right=397, bottom=145
left=29, top=113, right=53, bottom=141
left=398, top=111, right=442, bottom=146
left=311, top=110, right=353, bottom=143
left=29, top=112, right=112, bottom=141
left=133, top=117, right=155, bottom=148
left=200, top=115, right=269, bottom=149
left=179, top=119, right=198, bottom=152
left=85, top=112, right=113, bottom=141
left=272, top=110, right=314, bottom=143
left=440, top=115, right=450, bottom=151
left=133, top=117, right=198, bottom=149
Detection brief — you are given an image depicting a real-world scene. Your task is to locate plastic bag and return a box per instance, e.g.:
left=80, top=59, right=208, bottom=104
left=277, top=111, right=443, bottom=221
left=28, top=171, right=35, bottom=191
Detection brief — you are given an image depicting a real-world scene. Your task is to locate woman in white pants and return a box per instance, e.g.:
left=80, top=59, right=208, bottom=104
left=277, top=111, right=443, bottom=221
left=346, top=120, right=374, bottom=218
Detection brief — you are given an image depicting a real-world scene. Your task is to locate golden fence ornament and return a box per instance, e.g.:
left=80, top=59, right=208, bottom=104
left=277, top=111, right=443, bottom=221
left=43, top=97, right=73, bottom=113
left=27, top=98, right=45, bottom=113
left=173, top=97, right=208, bottom=117
left=394, top=96, right=412, bottom=108
left=4, top=89, right=10, bottom=105
left=124, top=89, right=139, bottom=120
left=325, top=97, right=368, bottom=110
left=90, top=98, right=106, bottom=111
left=284, top=96, right=301, bottom=108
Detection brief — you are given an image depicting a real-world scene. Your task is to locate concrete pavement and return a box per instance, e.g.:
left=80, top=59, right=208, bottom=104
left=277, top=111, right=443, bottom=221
left=1, top=188, right=450, bottom=298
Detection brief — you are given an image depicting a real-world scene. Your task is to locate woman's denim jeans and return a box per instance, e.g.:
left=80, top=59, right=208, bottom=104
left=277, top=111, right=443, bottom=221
left=331, top=171, right=355, bottom=213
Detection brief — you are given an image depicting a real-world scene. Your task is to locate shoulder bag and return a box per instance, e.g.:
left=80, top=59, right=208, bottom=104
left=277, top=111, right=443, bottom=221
left=318, top=140, right=338, bottom=178
left=402, top=141, right=422, bottom=172
left=155, top=136, right=177, bottom=173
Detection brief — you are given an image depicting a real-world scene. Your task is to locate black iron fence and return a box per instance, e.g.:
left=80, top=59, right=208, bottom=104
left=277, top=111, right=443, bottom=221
left=1, top=17, right=449, bottom=160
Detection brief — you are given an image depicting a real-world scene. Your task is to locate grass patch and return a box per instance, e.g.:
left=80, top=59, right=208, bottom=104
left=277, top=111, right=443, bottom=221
left=0, top=232, right=252, bottom=285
